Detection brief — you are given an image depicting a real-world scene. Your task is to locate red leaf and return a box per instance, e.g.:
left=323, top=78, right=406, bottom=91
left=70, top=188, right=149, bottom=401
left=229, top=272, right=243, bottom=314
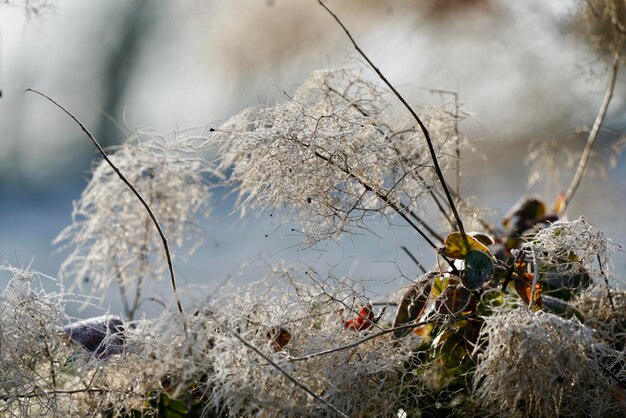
left=343, top=303, right=374, bottom=331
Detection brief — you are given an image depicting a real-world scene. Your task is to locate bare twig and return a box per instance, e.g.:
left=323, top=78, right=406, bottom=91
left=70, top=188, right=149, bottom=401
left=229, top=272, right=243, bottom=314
left=290, top=313, right=475, bottom=362
left=560, top=33, right=624, bottom=214
left=406, top=208, right=445, bottom=244
left=302, top=140, right=457, bottom=271
left=401, top=245, right=428, bottom=275
left=224, top=326, right=349, bottom=418
left=596, top=254, right=615, bottom=312
left=318, top=0, right=471, bottom=252
left=25, top=89, right=187, bottom=333
left=423, top=87, right=461, bottom=198
left=0, top=389, right=107, bottom=402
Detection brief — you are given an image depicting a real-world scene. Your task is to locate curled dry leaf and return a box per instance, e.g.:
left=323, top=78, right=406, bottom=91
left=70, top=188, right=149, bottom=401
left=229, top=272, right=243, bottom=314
left=266, top=326, right=292, bottom=352
left=342, top=303, right=374, bottom=332
left=503, top=195, right=547, bottom=229
left=469, top=231, right=495, bottom=246
left=393, top=278, right=433, bottom=339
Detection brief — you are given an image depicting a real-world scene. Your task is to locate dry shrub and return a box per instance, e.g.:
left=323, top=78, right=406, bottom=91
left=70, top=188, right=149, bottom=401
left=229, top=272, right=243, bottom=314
left=473, top=307, right=625, bottom=417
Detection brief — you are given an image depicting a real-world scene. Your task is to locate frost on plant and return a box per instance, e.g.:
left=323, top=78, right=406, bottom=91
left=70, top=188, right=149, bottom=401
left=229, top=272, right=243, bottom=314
left=473, top=308, right=626, bottom=417
left=573, top=285, right=626, bottom=351
left=522, top=217, right=621, bottom=297
left=0, top=264, right=174, bottom=416
left=55, top=129, right=218, bottom=313
left=0, top=265, right=70, bottom=415
left=138, top=268, right=425, bottom=417
left=216, top=64, right=463, bottom=244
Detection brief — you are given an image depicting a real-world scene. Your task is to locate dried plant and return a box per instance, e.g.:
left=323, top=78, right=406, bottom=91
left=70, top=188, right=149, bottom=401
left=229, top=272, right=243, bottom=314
left=473, top=307, right=626, bottom=417
left=0, top=264, right=70, bottom=416
left=216, top=64, right=460, bottom=247
left=139, top=271, right=426, bottom=418
left=54, top=129, right=218, bottom=319
left=3, top=1, right=626, bottom=417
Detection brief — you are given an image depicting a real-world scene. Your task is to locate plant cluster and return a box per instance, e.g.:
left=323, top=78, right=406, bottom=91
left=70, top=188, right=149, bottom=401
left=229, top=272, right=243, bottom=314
left=1, top=1, right=626, bottom=417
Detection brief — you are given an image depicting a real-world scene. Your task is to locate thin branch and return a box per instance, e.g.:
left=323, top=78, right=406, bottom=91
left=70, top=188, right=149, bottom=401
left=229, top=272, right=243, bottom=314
left=292, top=135, right=438, bottom=249
left=318, top=0, right=471, bottom=252
left=423, top=87, right=462, bottom=198
left=0, top=388, right=108, bottom=401
left=303, top=141, right=457, bottom=271
left=596, top=254, right=615, bottom=312
left=290, top=313, right=475, bottom=362
left=25, top=89, right=187, bottom=334
left=224, top=326, right=349, bottom=418
left=401, top=245, right=428, bottom=275
left=406, top=208, right=445, bottom=244
left=560, top=33, right=624, bottom=214
left=501, top=251, right=525, bottom=292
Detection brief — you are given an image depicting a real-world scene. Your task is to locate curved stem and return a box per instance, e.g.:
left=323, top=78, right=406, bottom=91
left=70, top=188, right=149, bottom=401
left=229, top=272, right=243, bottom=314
left=318, top=0, right=471, bottom=251
left=26, top=89, right=187, bottom=336
left=561, top=34, right=624, bottom=214
left=225, top=325, right=349, bottom=418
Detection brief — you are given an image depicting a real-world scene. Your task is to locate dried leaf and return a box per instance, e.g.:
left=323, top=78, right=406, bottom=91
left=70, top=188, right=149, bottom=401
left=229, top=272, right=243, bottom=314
left=503, top=196, right=547, bottom=229
left=469, top=231, right=495, bottom=246
left=266, top=326, right=292, bottom=352
left=434, top=282, right=472, bottom=315
left=552, top=191, right=565, bottom=214
left=461, top=249, right=494, bottom=290
left=393, top=279, right=432, bottom=339
left=514, top=273, right=542, bottom=309
left=440, top=232, right=492, bottom=259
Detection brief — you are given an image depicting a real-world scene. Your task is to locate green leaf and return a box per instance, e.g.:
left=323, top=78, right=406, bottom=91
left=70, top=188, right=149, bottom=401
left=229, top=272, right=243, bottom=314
left=477, top=289, right=505, bottom=316
left=461, top=250, right=494, bottom=290
left=163, top=393, right=192, bottom=417
left=439, top=327, right=468, bottom=368
left=440, top=232, right=492, bottom=259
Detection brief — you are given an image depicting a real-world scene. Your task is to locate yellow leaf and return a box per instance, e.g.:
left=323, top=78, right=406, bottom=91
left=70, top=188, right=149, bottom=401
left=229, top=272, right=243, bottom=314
left=440, top=232, right=492, bottom=259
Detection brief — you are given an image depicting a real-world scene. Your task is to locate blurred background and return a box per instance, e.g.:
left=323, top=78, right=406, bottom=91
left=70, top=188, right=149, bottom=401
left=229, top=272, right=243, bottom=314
left=1, top=0, right=625, bottom=317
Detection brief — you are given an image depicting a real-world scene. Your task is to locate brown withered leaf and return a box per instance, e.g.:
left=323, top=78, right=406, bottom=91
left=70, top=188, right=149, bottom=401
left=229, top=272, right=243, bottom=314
left=434, top=282, right=472, bottom=315
left=514, top=273, right=542, bottom=309
left=393, top=278, right=433, bottom=339
left=267, top=326, right=292, bottom=352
